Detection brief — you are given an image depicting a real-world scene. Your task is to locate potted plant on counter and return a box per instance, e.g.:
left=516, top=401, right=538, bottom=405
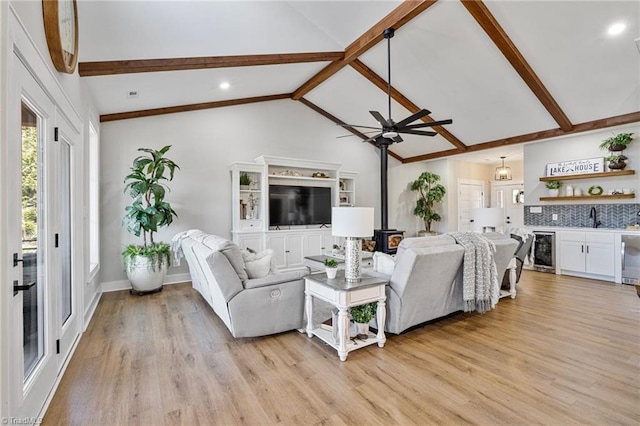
left=349, top=302, right=377, bottom=339
left=411, top=171, right=446, bottom=235
left=122, top=145, right=180, bottom=294
left=324, top=258, right=338, bottom=279
left=239, top=172, right=252, bottom=190
left=545, top=180, right=562, bottom=197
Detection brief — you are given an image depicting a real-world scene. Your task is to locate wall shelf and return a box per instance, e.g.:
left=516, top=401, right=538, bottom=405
left=268, top=174, right=336, bottom=182
left=539, top=194, right=635, bottom=201
left=539, top=170, right=635, bottom=182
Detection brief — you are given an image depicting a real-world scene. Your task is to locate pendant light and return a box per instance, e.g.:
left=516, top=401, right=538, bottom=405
left=495, top=156, right=512, bottom=180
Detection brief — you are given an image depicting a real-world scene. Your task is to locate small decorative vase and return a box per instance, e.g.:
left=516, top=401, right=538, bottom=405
left=354, top=322, right=369, bottom=339
left=609, top=144, right=626, bottom=152
left=608, top=161, right=626, bottom=170
left=325, top=267, right=338, bottom=279
left=548, top=189, right=559, bottom=197
left=240, top=185, right=250, bottom=190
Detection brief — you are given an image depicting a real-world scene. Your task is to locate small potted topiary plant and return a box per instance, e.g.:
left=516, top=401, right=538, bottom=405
left=605, top=154, right=628, bottom=170
left=349, top=302, right=378, bottom=339
left=324, top=258, right=338, bottom=279
left=545, top=180, right=562, bottom=197
left=599, top=132, right=634, bottom=152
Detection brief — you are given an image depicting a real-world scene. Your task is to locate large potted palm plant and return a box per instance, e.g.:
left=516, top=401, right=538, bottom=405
left=410, top=171, right=446, bottom=234
left=122, top=145, right=180, bottom=294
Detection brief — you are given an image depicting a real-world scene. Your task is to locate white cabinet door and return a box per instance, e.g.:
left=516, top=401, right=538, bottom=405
left=560, top=240, right=586, bottom=272
left=286, top=234, right=305, bottom=268
left=266, top=235, right=287, bottom=269
left=305, top=233, right=324, bottom=257
left=586, top=243, right=615, bottom=276
left=237, top=234, right=264, bottom=253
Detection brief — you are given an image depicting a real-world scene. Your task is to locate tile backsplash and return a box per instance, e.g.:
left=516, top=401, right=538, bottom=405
left=524, top=203, right=640, bottom=228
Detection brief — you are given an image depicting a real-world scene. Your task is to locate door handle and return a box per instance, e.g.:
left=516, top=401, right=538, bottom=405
left=13, top=253, right=24, bottom=267
left=586, top=245, right=589, bottom=254
left=13, top=280, right=35, bottom=296
left=581, top=245, right=584, bottom=253
left=621, top=242, right=626, bottom=270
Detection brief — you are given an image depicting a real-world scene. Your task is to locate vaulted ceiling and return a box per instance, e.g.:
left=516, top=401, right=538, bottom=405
left=79, top=0, right=640, bottom=163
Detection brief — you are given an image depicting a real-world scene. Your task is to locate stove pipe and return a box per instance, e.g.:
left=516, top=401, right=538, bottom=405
left=380, top=143, right=389, bottom=230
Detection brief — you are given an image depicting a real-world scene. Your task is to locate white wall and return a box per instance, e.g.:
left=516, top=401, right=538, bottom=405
left=99, top=99, right=381, bottom=284
left=524, top=124, right=640, bottom=203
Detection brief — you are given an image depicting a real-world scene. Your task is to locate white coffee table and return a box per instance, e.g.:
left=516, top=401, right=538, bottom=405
left=304, top=270, right=387, bottom=361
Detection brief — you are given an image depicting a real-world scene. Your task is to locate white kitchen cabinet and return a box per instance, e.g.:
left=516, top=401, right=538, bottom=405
left=560, top=231, right=615, bottom=278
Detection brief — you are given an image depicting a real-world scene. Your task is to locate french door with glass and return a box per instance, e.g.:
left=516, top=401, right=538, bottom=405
left=7, top=54, right=80, bottom=418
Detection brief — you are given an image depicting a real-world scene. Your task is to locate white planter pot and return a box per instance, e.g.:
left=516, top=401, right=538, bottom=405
left=349, top=322, right=370, bottom=339
left=126, top=255, right=168, bottom=293
left=325, top=267, right=338, bottom=279
left=548, top=189, right=559, bottom=197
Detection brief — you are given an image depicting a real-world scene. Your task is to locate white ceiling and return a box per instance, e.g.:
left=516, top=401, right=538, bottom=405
left=78, top=0, right=640, bottom=161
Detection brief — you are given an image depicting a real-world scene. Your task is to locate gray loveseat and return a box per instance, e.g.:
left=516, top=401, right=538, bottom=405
left=371, top=233, right=518, bottom=334
left=178, top=232, right=309, bottom=337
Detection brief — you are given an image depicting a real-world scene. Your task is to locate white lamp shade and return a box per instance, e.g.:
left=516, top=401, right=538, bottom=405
left=472, top=207, right=504, bottom=229
left=332, top=207, right=374, bottom=237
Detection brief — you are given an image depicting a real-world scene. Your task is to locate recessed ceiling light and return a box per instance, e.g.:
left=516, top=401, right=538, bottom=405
left=219, top=82, right=230, bottom=90
left=607, top=22, right=626, bottom=36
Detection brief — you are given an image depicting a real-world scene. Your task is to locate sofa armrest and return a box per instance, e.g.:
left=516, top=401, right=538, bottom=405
left=244, top=269, right=309, bottom=289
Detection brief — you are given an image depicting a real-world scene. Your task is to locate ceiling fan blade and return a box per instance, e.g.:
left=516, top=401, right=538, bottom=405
left=337, top=130, right=379, bottom=139
left=362, top=133, right=382, bottom=143
left=370, top=111, right=390, bottom=127
left=399, top=129, right=438, bottom=137
left=394, top=109, right=432, bottom=128
left=401, top=119, right=453, bottom=130
left=338, top=123, right=382, bottom=130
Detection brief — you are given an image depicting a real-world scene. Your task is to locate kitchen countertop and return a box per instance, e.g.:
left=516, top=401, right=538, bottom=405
left=526, top=225, right=640, bottom=234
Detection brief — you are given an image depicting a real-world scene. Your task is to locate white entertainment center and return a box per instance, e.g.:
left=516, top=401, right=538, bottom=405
left=230, top=156, right=357, bottom=270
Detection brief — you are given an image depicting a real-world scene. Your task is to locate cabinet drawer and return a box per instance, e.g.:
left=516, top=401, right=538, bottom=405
left=562, top=231, right=585, bottom=242
left=586, top=232, right=614, bottom=244
left=240, top=220, right=262, bottom=230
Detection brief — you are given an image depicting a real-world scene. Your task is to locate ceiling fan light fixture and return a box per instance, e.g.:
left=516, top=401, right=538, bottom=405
left=382, top=131, right=398, bottom=139
left=495, top=156, right=512, bottom=181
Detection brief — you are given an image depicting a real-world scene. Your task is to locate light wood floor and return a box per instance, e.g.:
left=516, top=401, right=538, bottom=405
left=44, top=271, right=640, bottom=425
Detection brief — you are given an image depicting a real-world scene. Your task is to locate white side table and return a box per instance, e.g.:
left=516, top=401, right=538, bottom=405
left=304, top=270, right=387, bottom=361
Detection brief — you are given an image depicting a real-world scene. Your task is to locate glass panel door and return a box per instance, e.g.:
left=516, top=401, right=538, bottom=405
left=21, top=101, right=44, bottom=380
left=60, top=141, right=72, bottom=324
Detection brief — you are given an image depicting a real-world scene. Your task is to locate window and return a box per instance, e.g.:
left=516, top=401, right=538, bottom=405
left=88, top=123, right=99, bottom=278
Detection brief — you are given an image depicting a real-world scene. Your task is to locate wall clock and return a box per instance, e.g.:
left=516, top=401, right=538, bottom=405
left=43, top=0, right=78, bottom=74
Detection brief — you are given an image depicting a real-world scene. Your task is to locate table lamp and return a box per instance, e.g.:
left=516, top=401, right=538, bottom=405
left=471, top=207, right=504, bottom=233
left=332, top=207, right=374, bottom=281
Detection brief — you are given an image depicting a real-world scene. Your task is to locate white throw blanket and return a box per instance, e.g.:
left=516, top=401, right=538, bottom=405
left=505, top=225, right=535, bottom=265
left=170, top=229, right=208, bottom=266
left=448, top=232, right=499, bottom=313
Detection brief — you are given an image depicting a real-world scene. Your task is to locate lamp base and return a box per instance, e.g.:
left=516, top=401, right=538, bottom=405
left=344, top=237, right=362, bottom=282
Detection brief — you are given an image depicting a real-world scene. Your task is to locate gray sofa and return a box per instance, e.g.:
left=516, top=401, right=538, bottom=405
left=371, top=233, right=519, bottom=334
left=178, top=232, right=309, bottom=338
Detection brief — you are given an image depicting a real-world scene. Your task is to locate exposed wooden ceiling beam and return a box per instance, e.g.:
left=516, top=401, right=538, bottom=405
left=100, top=93, right=292, bottom=122
left=292, top=0, right=437, bottom=100
left=298, top=98, right=405, bottom=162
left=350, top=59, right=467, bottom=151
left=402, top=110, right=640, bottom=163
left=79, top=52, right=344, bottom=77
left=461, top=0, right=573, bottom=132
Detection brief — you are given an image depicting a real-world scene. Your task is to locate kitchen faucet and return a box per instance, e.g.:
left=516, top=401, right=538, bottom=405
left=589, top=207, right=601, bottom=228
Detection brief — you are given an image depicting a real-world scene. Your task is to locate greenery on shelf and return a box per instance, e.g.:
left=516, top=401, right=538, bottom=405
left=545, top=180, right=562, bottom=190
left=410, top=171, right=446, bottom=233
left=122, top=145, right=180, bottom=271
left=604, top=154, right=627, bottom=163
left=239, top=172, right=252, bottom=186
left=323, top=258, right=338, bottom=268
left=349, top=302, right=377, bottom=324
left=599, top=132, right=634, bottom=151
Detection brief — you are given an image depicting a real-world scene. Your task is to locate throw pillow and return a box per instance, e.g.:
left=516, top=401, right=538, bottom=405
left=373, top=251, right=396, bottom=275
left=244, top=255, right=272, bottom=279
left=242, top=248, right=278, bottom=277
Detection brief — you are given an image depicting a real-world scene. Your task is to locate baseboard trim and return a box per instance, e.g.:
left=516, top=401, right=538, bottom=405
left=101, top=273, right=192, bottom=293
left=83, top=289, right=102, bottom=331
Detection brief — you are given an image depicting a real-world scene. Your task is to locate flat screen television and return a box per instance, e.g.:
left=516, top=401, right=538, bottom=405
left=269, top=185, right=332, bottom=227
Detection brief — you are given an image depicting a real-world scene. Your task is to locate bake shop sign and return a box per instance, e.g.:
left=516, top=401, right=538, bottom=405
left=546, top=157, right=604, bottom=177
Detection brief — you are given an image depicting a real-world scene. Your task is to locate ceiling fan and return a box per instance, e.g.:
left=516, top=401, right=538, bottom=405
left=340, top=28, right=452, bottom=144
